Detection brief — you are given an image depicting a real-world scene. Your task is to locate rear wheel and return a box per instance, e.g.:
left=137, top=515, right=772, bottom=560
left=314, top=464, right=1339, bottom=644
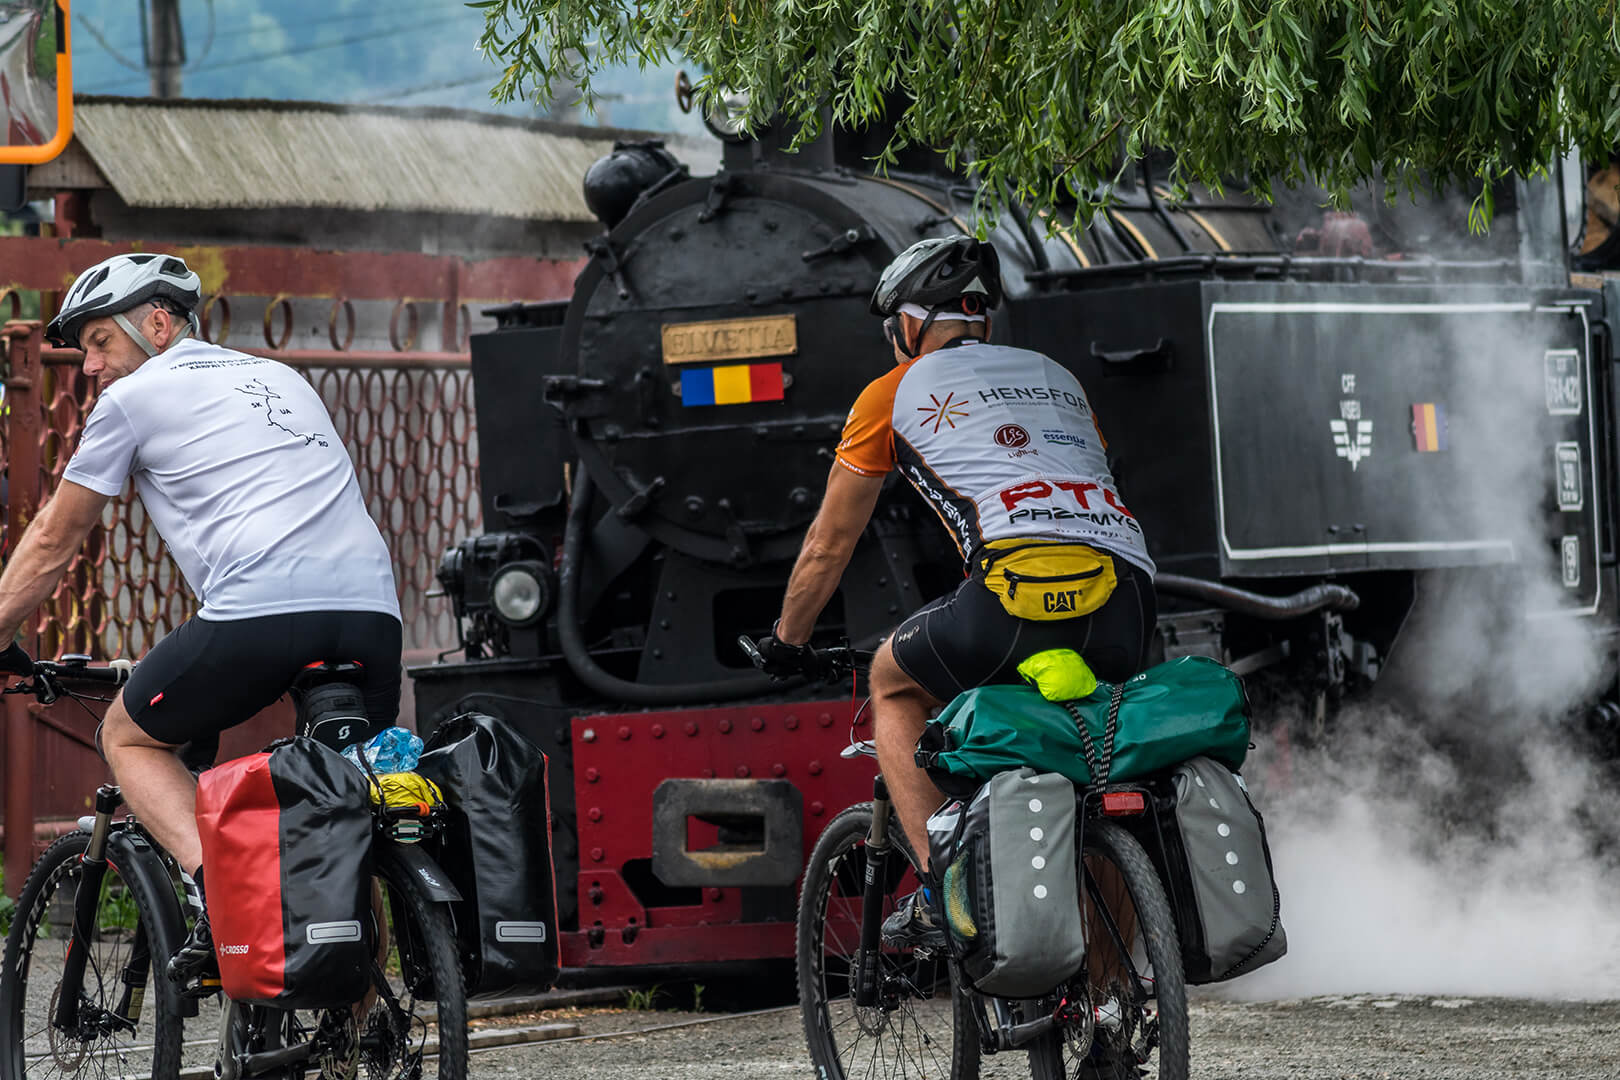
left=1026, top=819, right=1188, bottom=1080
left=372, top=851, right=467, bottom=1080
left=203, top=857, right=468, bottom=1080
left=797, top=801, right=979, bottom=1080
left=0, top=830, right=185, bottom=1080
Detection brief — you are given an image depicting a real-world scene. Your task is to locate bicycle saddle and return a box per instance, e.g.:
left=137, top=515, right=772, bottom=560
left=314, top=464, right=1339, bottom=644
left=292, top=659, right=372, bottom=751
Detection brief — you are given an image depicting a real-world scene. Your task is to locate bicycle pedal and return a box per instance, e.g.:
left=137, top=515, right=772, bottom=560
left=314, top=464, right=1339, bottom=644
left=180, top=975, right=222, bottom=1001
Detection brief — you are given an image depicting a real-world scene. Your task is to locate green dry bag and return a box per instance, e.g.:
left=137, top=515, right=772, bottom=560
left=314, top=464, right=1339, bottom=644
left=915, top=655, right=1250, bottom=794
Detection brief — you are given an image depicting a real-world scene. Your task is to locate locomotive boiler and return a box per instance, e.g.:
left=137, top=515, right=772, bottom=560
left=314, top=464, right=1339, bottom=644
left=412, top=114, right=1618, bottom=975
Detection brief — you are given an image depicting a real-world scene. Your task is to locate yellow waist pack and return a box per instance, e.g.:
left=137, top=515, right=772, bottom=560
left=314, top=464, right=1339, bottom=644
left=974, top=539, right=1117, bottom=621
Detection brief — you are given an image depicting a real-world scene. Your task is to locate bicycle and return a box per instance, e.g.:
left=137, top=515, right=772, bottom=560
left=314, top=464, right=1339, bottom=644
left=0, top=655, right=470, bottom=1080
left=741, top=638, right=1190, bottom=1080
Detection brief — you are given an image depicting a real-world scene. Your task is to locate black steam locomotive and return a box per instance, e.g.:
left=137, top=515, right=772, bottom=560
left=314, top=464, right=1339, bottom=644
left=412, top=115, right=1616, bottom=973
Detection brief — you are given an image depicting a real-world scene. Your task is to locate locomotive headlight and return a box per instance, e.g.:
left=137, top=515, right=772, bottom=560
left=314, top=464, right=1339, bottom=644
left=490, top=561, right=551, bottom=627
left=702, top=89, right=752, bottom=143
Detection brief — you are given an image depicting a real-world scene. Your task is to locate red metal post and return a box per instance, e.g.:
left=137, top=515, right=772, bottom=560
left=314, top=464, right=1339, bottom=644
left=441, top=259, right=461, bottom=354
left=3, top=322, right=43, bottom=896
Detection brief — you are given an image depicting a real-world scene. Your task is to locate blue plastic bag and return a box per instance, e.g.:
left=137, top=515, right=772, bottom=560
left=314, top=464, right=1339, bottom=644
left=341, top=726, right=423, bottom=774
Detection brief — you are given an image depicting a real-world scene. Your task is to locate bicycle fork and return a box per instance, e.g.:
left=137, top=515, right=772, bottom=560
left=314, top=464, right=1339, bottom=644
left=54, top=785, right=148, bottom=1037
left=853, top=775, right=893, bottom=1009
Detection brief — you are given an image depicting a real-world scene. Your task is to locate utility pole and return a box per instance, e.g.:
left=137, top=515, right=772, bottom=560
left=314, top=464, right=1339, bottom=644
left=144, top=0, right=185, bottom=98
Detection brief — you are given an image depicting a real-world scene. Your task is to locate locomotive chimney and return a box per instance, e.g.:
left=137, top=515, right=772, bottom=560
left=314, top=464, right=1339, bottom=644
left=720, top=109, right=836, bottom=174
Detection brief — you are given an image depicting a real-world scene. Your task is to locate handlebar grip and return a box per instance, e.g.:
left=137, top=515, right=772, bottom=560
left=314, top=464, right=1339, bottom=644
left=48, top=662, right=132, bottom=686
left=737, top=635, right=767, bottom=671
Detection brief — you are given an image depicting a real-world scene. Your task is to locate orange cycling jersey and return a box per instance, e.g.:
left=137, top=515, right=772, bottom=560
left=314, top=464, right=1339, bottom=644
left=835, top=340, right=1155, bottom=575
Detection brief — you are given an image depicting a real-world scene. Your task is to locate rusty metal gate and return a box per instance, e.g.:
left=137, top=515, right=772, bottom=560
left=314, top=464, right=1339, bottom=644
left=0, top=243, right=578, bottom=893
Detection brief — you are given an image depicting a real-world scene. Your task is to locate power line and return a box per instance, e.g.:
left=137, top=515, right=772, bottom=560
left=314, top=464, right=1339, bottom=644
left=81, top=12, right=472, bottom=94
left=354, top=72, right=496, bottom=105
left=87, top=0, right=461, bottom=56
left=74, top=14, right=145, bottom=71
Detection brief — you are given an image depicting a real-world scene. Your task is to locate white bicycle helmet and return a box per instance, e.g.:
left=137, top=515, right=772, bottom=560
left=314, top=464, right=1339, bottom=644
left=869, top=235, right=1003, bottom=318
left=47, top=253, right=203, bottom=353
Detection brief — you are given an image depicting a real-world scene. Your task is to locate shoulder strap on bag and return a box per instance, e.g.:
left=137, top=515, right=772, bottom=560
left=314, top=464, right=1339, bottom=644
left=1063, top=682, right=1124, bottom=787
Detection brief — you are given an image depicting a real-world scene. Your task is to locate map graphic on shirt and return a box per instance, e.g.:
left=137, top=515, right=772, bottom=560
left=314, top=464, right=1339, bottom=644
left=235, top=378, right=326, bottom=447
left=61, top=339, right=401, bottom=622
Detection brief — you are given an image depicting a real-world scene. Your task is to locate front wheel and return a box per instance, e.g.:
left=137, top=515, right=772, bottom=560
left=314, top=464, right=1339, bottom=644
left=0, top=830, right=185, bottom=1080
left=1026, top=819, right=1188, bottom=1080
left=797, top=801, right=979, bottom=1080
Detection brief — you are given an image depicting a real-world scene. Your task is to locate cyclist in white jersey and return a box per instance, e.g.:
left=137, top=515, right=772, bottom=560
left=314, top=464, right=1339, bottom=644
left=759, top=236, right=1157, bottom=946
left=0, top=253, right=402, bottom=985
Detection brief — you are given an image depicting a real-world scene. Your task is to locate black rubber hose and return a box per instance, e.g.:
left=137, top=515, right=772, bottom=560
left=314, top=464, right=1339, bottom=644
left=1154, top=573, right=1360, bottom=618
left=557, top=466, right=794, bottom=705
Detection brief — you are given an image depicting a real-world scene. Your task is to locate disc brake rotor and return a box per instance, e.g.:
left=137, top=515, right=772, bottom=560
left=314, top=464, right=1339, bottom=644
left=46, top=985, right=90, bottom=1071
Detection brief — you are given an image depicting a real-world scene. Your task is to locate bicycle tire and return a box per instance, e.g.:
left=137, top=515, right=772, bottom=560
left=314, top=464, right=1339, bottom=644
left=375, top=853, right=468, bottom=1080
left=1026, top=819, right=1188, bottom=1080
left=797, top=801, right=980, bottom=1080
left=0, top=830, right=185, bottom=1080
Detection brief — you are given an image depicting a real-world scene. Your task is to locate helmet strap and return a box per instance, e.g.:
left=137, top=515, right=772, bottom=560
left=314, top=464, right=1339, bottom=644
left=112, top=312, right=158, bottom=357
left=112, top=310, right=192, bottom=358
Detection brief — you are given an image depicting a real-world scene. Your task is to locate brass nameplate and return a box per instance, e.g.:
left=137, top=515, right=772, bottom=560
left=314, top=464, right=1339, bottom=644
left=661, top=315, right=798, bottom=365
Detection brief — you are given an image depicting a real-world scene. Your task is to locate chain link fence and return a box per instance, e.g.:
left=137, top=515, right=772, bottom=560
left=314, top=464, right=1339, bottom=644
left=4, top=323, right=480, bottom=661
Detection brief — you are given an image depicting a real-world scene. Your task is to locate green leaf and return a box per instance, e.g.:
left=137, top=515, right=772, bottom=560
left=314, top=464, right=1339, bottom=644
left=473, top=0, right=1620, bottom=229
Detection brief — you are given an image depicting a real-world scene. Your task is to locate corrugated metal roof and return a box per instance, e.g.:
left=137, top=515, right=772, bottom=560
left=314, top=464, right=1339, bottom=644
left=69, top=96, right=720, bottom=222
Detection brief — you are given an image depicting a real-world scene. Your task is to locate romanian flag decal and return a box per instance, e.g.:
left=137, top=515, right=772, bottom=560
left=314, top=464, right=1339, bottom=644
left=680, top=362, right=785, bottom=407
left=1412, top=403, right=1447, bottom=452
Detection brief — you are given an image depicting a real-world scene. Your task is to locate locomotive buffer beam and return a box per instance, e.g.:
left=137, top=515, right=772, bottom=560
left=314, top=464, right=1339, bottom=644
left=652, top=778, right=803, bottom=887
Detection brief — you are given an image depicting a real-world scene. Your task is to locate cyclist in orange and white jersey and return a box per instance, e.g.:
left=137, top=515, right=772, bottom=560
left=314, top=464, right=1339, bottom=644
left=758, top=236, right=1157, bottom=945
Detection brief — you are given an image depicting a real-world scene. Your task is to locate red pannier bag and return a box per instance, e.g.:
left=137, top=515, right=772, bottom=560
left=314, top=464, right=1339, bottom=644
left=196, top=737, right=373, bottom=1008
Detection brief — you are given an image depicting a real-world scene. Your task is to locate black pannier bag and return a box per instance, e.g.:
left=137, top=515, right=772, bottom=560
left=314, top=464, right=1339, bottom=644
left=416, top=712, right=561, bottom=997
left=925, top=768, right=1087, bottom=998
left=195, top=737, right=373, bottom=1008
left=1147, top=756, right=1287, bottom=984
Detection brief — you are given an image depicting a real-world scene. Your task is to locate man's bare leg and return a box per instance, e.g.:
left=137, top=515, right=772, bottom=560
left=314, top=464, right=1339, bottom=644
left=869, top=639, right=946, bottom=869
left=100, top=692, right=204, bottom=874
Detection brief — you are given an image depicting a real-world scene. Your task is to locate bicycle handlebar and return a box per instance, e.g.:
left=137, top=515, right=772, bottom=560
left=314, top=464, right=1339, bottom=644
left=737, top=635, right=873, bottom=681
left=4, top=655, right=134, bottom=705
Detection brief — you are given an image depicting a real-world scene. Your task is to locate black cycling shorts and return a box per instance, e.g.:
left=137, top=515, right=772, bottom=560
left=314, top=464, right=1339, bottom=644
left=123, top=610, right=403, bottom=753
left=889, top=554, right=1156, bottom=703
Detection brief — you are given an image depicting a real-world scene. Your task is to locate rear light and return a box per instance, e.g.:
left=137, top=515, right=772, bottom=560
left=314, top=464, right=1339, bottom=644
left=1101, top=791, right=1146, bottom=816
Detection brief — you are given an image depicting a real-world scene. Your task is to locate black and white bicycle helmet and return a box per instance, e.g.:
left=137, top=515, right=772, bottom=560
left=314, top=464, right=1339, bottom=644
left=869, top=235, right=1003, bottom=317
left=46, top=253, right=203, bottom=352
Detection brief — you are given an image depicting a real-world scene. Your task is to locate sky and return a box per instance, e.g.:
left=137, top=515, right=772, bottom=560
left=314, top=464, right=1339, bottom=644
left=67, top=0, right=707, bottom=136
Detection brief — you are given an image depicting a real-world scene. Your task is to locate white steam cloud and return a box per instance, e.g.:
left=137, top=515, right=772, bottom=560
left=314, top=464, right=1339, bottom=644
left=1226, top=305, right=1619, bottom=1000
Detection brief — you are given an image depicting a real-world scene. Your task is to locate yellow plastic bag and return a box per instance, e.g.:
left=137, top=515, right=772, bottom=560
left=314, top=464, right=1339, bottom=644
left=367, top=771, right=444, bottom=813
left=975, top=539, right=1116, bottom=621
left=1016, top=649, right=1099, bottom=701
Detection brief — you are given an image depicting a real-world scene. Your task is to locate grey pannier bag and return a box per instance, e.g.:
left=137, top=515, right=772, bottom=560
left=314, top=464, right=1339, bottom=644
left=926, top=768, right=1086, bottom=998
left=1154, top=756, right=1287, bottom=983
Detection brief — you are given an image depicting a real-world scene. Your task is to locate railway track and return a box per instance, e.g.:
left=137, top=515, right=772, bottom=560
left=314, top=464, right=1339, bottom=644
left=79, top=1002, right=803, bottom=1080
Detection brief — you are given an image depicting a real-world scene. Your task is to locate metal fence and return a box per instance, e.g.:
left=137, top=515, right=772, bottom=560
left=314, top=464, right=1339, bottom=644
left=3, top=322, right=481, bottom=660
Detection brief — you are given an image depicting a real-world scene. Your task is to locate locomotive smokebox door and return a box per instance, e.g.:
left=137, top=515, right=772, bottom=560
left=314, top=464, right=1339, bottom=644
left=651, top=778, right=803, bottom=887
left=556, top=169, right=963, bottom=566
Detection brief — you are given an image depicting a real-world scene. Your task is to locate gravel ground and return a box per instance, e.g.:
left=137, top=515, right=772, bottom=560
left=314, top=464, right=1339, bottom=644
left=16, top=953, right=1620, bottom=1080
left=466, top=993, right=1620, bottom=1079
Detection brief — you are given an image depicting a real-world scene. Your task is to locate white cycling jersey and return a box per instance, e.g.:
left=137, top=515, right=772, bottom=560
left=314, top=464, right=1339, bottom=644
left=63, top=338, right=401, bottom=622
left=836, top=339, right=1155, bottom=576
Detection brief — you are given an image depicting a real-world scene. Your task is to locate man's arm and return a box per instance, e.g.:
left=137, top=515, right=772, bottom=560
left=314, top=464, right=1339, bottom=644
left=775, top=464, right=885, bottom=645
left=0, top=481, right=112, bottom=639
